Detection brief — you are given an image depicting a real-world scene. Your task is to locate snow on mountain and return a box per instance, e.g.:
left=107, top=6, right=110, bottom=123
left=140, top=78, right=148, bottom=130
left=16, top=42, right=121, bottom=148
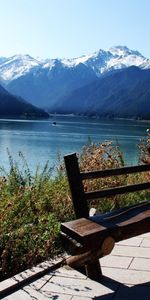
left=42, top=59, right=57, bottom=70
left=0, top=46, right=150, bottom=83
left=0, top=54, right=42, bottom=81
left=58, top=46, right=150, bottom=76
left=61, top=52, right=97, bottom=67
left=67, top=46, right=150, bottom=76
left=104, top=46, right=150, bottom=73
left=108, top=45, right=141, bottom=56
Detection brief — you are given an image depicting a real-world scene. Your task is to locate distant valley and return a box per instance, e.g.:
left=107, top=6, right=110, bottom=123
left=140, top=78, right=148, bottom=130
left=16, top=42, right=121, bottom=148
left=0, top=46, right=150, bottom=120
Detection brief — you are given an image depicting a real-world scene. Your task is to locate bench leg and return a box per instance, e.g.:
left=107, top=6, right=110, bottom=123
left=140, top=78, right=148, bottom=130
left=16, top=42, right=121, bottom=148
left=86, top=259, right=102, bottom=281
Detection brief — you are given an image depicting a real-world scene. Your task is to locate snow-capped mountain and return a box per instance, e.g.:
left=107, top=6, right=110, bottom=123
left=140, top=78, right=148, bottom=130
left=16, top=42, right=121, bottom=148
left=0, top=46, right=150, bottom=113
left=0, top=46, right=150, bottom=82
left=66, top=46, right=150, bottom=76
left=0, top=54, right=43, bottom=82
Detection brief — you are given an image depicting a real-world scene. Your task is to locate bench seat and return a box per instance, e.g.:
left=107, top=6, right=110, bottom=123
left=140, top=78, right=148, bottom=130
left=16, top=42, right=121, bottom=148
left=61, top=152, right=150, bottom=279
left=61, top=200, right=150, bottom=251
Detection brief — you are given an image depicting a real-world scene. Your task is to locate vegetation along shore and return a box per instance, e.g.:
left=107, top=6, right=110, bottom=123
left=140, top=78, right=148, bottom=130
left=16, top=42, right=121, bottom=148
left=0, top=134, right=150, bottom=281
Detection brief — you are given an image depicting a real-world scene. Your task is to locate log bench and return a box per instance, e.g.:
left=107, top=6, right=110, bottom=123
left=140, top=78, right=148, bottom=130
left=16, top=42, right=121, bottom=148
left=61, top=153, right=150, bottom=280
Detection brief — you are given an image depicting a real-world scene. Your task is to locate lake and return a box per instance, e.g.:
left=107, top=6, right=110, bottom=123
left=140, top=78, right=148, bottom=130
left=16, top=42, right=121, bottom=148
left=0, top=116, right=149, bottom=173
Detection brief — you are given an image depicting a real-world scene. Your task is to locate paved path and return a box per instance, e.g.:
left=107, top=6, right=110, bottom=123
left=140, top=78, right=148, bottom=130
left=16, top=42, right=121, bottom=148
left=1, top=233, right=150, bottom=299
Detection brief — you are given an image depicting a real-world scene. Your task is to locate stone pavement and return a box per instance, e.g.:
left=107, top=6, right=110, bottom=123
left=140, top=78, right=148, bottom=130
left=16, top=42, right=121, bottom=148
left=0, top=232, right=150, bottom=299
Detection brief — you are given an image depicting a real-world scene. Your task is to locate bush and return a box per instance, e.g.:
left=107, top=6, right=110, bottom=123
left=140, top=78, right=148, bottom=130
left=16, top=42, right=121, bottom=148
left=78, top=140, right=149, bottom=212
left=0, top=152, right=73, bottom=280
left=0, top=139, right=149, bottom=281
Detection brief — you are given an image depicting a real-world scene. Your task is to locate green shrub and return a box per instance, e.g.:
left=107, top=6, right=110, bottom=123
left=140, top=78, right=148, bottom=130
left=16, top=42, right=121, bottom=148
left=0, top=152, right=73, bottom=280
left=0, top=139, right=150, bottom=281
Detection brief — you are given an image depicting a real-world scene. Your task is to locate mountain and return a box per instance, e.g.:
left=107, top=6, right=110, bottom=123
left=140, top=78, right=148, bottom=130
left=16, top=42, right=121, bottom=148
left=0, top=84, right=49, bottom=119
left=6, top=60, right=97, bottom=108
left=51, top=66, right=150, bottom=120
left=68, top=46, right=150, bottom=76
left=0, top=46, right=150, bottom=110
left=1, top=46, right=150, bottom=82
left=0, top=54, right=42, bottom=82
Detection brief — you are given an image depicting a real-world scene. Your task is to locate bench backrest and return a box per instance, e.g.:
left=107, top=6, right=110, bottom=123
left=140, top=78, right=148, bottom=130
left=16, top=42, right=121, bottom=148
left=64, top=152, right=150, bottom=219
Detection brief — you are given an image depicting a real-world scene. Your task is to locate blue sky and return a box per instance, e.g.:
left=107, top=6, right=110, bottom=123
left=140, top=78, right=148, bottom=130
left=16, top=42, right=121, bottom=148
left=0, top=0, right=150, bottom=59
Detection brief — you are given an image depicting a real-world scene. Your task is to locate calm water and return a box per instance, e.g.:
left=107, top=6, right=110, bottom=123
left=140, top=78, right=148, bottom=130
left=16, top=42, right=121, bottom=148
left=0, top=116, right=149, bottom=173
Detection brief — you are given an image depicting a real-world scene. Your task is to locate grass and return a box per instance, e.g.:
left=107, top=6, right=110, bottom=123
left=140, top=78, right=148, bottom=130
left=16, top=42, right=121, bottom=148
left=0, top=138, right=150, bottom=281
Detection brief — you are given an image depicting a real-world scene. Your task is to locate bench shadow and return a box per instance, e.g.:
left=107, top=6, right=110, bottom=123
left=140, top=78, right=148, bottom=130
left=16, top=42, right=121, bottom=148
left=92, top=275, right=150, bottom=299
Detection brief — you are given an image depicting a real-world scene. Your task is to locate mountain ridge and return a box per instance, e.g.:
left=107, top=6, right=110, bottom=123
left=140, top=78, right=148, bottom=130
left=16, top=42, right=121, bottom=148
left=0, top=46, right=150, bottom=120
left=51, top=66, right=150, bottom=119
left=0, top=46, right=150, bottom=82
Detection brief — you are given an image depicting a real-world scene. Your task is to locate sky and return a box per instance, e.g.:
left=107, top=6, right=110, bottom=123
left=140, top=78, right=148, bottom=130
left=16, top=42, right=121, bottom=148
left=0, top=0, right=150, bottom=59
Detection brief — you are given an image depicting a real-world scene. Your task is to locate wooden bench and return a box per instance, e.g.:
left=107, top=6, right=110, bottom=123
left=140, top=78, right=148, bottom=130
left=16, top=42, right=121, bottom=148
left=61, top=152, right=150, bottom=280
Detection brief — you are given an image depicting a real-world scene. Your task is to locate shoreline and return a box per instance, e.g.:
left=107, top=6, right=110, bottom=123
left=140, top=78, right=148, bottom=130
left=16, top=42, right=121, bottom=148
left=0, top=113, right=150, bottom=123
left=49, top=113, right=150, bottom=123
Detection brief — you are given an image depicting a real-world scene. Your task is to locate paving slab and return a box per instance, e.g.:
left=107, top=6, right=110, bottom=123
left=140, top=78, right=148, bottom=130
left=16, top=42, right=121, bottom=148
left=72, top=294, right=113, bottom=300
left=0, top=260, right=59, bottom=293
left=24, top=286, right=73, bottom=300
left=41, top=275, right=118, bottom=298
left=1, top=232, right=150, bottom=300
left=102, top=266, right=150, bottom=285
left=129, top=257, right=150, bottom=271
left=111, top=244, right=150, bottom=258
left=50, top=265, right=87, bottom=279
left=2, top=287, right=51, bottom=300
left=140, top=233, right=150, bottom=238
left=141, top=238, right=150, bottom=247
left=101, top=255, right=132, bottom=269
left=116, top=236, right=143, bottom=247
